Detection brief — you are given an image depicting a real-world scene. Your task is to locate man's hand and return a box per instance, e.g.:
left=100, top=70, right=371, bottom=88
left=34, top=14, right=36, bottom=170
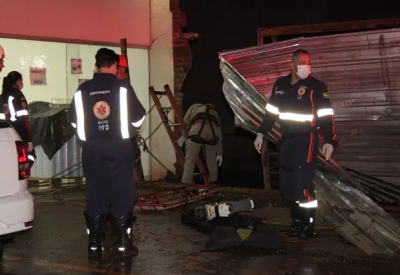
left=216, top=155, right=223, bottom=166
left=177, top=135, right=186, bottom=147
left=28, top=142, right=34, bottom=152
left=254, top=133, right=264, bottom=154
left=322, top=143, right=334, bottom=161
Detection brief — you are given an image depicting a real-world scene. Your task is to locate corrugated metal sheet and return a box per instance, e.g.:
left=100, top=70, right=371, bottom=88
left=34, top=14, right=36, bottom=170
left=220, top=28, right=400, bottom=185
left=30, top=135, right=83, bottom=179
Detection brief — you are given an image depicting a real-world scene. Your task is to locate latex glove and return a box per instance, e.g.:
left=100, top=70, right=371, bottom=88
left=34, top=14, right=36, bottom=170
left=322, top=143, right=334, bottom=161
left=177, top=135, right=186, bottom=147
left=216, top=155, right=223, bottom=166
left=254, top=133, right=264, bottom=154
left=28, top=142, right=34, bottom=152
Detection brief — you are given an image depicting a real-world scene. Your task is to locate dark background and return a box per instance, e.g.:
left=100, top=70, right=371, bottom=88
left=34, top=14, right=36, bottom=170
left=179, top=0, right=399, bottom=188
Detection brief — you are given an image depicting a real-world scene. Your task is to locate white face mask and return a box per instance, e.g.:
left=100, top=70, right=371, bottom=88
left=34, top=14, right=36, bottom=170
left=296, top=65, right=311, bottom=79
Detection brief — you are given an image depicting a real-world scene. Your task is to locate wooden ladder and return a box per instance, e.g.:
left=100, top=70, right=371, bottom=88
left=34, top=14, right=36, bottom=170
left=149, top=84, right=210, bottom=185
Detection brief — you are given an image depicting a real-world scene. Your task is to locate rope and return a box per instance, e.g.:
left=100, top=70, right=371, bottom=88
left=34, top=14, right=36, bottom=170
left=145, top=95, right=162, bottom=116
left=143, top=121, right=163, bottom=142
left=38, top=162, right=82, bottom=183
left=136, top=132, right=175, bottom=175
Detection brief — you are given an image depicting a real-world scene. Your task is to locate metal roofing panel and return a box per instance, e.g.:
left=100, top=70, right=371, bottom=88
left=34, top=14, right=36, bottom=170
left=220, top=28, right=400, bottom=184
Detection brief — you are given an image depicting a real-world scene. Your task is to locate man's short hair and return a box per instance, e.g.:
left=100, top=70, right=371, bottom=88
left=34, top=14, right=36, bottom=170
left=95, top=48, right=119, bottom=69
left=291, top=49, right=310, bottom=62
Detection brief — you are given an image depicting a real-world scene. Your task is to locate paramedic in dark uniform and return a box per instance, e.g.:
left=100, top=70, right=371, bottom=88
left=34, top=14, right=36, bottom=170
left=116, top=54, right=129, bottom=81
left=1, top=71, right=36, bottom=166
left=178, top=103, right=223, bottom=184
left=254, top=49, right=337, bottom=242
left=114, top=54, right=139, bottom=223
left=116, top=54, right=141, bottom=182
left=69, top=48, right=146, bottom=259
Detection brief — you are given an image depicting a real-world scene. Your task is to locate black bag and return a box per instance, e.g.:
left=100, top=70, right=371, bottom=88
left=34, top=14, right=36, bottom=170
left=204, top=226, right=242, bottom=251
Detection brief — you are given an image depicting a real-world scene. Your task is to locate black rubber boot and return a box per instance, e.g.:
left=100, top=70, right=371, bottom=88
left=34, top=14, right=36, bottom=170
left=285, top=207, right=316, bottom=242
left=279, top=201, right=301, bottom=236
left=107, top=210, right=137, bottom=230
left=111, top=210, right=139, bottom=257
left=84, top=212, right=107, bottom=260
left=278, top=222, right=301, bottom=236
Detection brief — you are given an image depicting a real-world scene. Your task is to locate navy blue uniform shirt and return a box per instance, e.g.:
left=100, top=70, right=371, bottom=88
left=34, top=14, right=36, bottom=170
left=258, top=74, right=338, bottom=145
left=70, top=73, right=146, bottom=141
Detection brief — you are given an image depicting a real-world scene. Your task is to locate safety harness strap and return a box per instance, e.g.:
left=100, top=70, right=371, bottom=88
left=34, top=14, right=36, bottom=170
left=188, top=105, right=220, bottom=145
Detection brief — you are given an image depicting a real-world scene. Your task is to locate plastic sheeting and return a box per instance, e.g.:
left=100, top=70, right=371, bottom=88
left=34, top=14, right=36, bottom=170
left=30, top=135, right=83, bottom=179
left=28, top=101, right=76, bottom=160
left=28, top=101, right=82, bottom=179
left=219, top=57, right=400, bottom=257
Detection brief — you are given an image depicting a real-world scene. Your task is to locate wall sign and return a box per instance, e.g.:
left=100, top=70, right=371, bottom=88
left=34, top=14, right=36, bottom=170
left=78, top=79, right=89, bottom=86
left=71, top=58, right=82, bottom=74
left=30, top=67, right=47, bottom=85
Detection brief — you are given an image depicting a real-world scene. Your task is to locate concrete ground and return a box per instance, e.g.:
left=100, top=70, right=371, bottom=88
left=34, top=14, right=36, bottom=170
left=1, top=187, right=400, bottom=275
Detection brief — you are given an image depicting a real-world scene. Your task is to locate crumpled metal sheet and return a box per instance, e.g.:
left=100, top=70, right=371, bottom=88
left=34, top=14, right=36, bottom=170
left=220, top=59, right=266, bottom=134
left=219, top=57, right=400, bottom=257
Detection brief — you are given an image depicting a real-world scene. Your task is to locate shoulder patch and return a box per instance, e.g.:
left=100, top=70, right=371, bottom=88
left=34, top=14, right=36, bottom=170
left=322, top=92, right=329, bottom=98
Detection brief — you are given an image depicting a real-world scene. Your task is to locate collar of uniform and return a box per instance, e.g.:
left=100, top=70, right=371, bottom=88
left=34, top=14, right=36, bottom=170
left=283, top=73, right=311, bottom=86
left=93, top=73, right=117, bottom=80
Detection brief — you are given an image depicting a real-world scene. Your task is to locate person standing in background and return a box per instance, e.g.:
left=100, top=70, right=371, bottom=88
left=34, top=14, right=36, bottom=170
left=113, top=54, right=139, bottom=224
left=2, top=71, right=36, bottom=166
left=116, top=55, right=129, bottom=81
left=0, top=45, right=5, bottom=120
left=178, top=103, right=223, bottom=184
left=116, top=54, right=142, bottom=181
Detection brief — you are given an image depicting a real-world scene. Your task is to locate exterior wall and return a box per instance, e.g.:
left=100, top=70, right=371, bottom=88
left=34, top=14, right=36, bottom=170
left=0, top=38, right=151, bottom=180
left=0, top=0, right=150, bottom=47
left=149, top=0, right=175, bottom=180
left=170, top=0, right=191, bottom=110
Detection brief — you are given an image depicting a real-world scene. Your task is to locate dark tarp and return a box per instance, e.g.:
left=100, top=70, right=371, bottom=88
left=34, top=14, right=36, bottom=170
left=182, top=210, right=286, bottom=252
left=28, top=101, right=75, bottom=160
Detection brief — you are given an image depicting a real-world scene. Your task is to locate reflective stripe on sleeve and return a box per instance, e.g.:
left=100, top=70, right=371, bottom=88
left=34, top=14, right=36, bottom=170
left=265, top=103, right=279, bottom=115
left=279, top=112, right=314, bottom=122
left=8, top=96, right=16, bottom=121
left=132, top=115, right=145, bottom=128
left=16, top=110, right=28, bottom=117
left=74, top=91, right=86, bottom=141
left=119, top=87, right=129, bottom=139
left=317, top=108, right=334, bottom=117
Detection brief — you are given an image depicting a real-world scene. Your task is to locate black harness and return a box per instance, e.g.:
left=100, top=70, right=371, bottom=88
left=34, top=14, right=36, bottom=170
left=188, top=105, right=220, bottom=146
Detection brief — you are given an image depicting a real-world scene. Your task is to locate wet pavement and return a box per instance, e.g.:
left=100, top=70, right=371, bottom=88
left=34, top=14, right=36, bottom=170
left=1, top=188, right=400, bottom=274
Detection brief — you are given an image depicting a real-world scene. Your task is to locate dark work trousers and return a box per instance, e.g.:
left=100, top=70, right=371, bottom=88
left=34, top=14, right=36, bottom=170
left=278, top=133, right=319, bottom=204
left=82, top=139, right=135, bottom=217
